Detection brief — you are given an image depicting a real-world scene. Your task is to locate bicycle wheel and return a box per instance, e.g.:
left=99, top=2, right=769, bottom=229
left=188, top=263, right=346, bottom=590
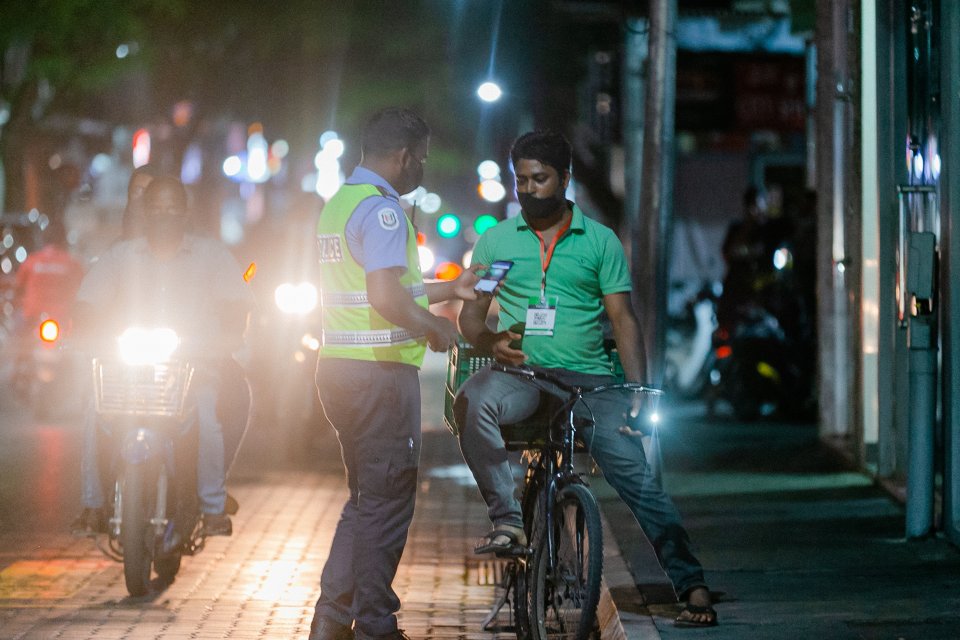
left=528, top=483, right=603, bottom=640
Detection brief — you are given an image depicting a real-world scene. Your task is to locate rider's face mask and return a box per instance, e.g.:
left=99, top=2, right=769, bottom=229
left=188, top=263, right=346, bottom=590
left=143, top=184, right=189, bottom=249
left=146, top=214, right=188, bottom=246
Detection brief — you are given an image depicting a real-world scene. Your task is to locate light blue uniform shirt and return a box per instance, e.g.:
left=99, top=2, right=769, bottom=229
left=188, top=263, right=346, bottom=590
left=342, top=166, right=410, bottom=273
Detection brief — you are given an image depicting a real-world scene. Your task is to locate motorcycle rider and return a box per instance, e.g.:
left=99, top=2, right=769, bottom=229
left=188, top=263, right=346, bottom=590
left=120, top=163, right=159, bottom=241
left=71, top=176, right=254, bottom=537
left=717, top=186, right=779, bottom=331
left=12, top=220, right=84, bottom=398
left=14, top=219, right=84, bottom=330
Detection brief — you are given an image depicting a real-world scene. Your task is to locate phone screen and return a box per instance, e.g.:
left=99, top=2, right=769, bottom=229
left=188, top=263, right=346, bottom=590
left=474, top=260, right=513, bottom=293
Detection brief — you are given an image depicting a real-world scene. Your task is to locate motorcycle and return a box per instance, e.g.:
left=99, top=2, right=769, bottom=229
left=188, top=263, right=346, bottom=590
left=12, top=314, right=80, bottom=418
left=708, top=243, right=815, bottom=421
left=90, top=326, right=206, bottom=596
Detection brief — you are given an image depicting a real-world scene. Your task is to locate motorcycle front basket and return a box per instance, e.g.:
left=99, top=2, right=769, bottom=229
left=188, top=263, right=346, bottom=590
left=92, top=359, right=195, bottom=419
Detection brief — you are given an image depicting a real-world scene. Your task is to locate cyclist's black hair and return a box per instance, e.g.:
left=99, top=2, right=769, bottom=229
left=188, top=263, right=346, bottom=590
left=509, top=130, right=572, bottom=177
left=361, top=107, right=430, bottom=157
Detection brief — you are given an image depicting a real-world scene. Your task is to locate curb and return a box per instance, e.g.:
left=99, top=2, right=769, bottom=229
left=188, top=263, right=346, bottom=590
left=598, top=512, right=662, bottom=640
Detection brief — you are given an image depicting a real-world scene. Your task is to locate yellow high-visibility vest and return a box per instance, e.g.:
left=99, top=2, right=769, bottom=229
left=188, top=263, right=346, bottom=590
left=316, top=183, right=428, bottom=366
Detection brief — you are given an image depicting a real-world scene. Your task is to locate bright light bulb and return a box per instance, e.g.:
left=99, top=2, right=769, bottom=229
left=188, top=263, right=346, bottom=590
left=477, top=160, right=500, bottom=180
left=418, top=246, right=435, bottom=272
left=479, top=179, right=506, bottom=203
left=477, top=81, right=503, bottom=102
left=420, top=193, right=442, bottom=214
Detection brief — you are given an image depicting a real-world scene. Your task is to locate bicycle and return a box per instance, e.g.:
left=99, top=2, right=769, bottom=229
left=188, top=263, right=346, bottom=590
left=444, top=346, right=662, bottom=640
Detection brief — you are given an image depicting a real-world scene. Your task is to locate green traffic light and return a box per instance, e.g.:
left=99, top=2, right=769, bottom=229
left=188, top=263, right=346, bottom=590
left=473, top=214, right=498, bottom=235
left=437, top=213, right=461, bottom=238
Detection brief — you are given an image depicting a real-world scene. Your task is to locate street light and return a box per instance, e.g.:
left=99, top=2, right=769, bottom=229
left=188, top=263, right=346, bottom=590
left=477, top=81, right=503, bottom=103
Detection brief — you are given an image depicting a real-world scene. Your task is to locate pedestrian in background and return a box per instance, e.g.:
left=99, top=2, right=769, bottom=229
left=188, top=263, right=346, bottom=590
left=308, top=107, right=481, bottom=640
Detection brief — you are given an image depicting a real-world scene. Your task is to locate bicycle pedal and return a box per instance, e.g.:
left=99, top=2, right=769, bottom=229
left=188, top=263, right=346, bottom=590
left=494, top=544, right=530, bottom=559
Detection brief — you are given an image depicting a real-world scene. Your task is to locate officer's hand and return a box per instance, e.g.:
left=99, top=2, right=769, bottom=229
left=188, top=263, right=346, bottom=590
left=453, top=264, right=485, bottom=302
left=489, top=331, right=526, bottom=366
left=425, top=315, right=458, bottom=352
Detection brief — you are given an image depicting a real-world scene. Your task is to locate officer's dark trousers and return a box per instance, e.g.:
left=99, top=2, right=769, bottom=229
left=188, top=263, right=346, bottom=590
left=313, top=358, right=421, bottom=640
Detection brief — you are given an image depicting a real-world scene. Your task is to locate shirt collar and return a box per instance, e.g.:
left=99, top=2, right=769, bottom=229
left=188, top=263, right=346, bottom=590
left=133, top=234, right=197, bottom=258
left=515, top=201, right=586, bottom=233
left=346, top=166, right=401, bottom=200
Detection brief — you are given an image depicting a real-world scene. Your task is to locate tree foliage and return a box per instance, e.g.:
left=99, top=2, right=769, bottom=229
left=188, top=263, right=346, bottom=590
left=0, top=0, right=534, bottom=214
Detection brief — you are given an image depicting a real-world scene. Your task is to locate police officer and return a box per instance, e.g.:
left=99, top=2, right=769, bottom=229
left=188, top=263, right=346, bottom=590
left=309, top=108, right=480, bottom=640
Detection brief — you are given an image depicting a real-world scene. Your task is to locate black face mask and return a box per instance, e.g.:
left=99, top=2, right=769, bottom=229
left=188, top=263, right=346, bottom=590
left=146, top=215, right=187, bottom=247
left=518, top=192, right=565, bottom=219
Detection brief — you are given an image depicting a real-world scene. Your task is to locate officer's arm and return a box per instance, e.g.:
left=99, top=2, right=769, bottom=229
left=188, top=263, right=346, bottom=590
left=603, top=292, right=648, bottom=383
left=368, top=267, right=452, bottom=338
left=458, top=296, right=493, bottom=346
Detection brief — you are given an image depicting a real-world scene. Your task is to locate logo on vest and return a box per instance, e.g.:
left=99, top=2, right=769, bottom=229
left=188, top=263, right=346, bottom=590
left=377, top=207, right=401, bottom=231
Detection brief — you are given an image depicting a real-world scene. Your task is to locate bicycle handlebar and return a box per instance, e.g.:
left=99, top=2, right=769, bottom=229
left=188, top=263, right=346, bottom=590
left=491, top=363, right=663, bottom=399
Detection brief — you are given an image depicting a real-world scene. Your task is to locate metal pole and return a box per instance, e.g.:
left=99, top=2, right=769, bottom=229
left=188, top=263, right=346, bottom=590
left=634, top=0, right=676, bottom=384
left=900, top=186, right=938, bottom=538
left=623, top=16, right=647, bottom=237
left=941, top=0, right=960, bottom=545
left=907, top=314, right=937, bottom=537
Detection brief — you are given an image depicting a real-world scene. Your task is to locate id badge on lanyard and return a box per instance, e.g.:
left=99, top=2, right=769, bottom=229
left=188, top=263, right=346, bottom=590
left=526, top=217, right=571, bottom=338
left=525, top=295, right=559, bottom=336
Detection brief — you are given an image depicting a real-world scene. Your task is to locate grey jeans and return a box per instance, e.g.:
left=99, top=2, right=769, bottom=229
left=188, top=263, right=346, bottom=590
left=453, top=365, right=707, bottom=597
left=312, top=358, right=421, bottom=640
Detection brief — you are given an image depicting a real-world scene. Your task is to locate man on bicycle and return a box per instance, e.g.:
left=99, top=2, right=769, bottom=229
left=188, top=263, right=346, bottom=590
left=453, top=130, right=717, bottom=628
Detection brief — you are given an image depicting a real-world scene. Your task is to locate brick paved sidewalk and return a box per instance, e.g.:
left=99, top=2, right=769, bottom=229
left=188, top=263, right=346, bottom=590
left=0, top=435, right=629, bottom=638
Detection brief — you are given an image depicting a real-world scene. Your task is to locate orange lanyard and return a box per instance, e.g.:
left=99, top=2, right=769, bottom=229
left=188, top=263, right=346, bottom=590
left=533, top=217, right=572, bottom=298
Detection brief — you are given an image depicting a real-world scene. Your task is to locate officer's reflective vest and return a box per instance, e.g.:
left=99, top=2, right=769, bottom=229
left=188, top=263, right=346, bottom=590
left=316, top=183, right=428, bottom=366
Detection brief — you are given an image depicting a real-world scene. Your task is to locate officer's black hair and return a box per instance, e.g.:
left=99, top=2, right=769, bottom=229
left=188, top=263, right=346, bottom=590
left=510, top=130, right=572, bottom=178
left=361, top=107, right=430, bottom=157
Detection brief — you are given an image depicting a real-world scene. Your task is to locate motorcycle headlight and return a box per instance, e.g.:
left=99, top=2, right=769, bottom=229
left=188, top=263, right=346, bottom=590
left=275, top=282, right=318, bottom=315
left=117, top=327, right=180, bottom=365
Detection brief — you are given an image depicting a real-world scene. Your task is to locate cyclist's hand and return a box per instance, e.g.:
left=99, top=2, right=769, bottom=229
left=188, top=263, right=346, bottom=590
left=425, top=316, right=458, bottom=352
left=618, top=396, right=646, bottom=437
left=490, top=330, right=527, bottom=366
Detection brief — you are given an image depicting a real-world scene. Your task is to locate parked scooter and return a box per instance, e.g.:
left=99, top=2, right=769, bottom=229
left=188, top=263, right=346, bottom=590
left=90, top=326, right=209, bottom=597
left=664, top=282, right=720, bottom=399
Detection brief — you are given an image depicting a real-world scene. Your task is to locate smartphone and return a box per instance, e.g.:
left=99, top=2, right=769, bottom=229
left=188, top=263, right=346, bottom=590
left=474, top=260, right=514, bottom=293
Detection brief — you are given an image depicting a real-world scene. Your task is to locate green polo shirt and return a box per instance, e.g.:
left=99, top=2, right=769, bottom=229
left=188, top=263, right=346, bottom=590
left=471, top=203, right=632, bottom=375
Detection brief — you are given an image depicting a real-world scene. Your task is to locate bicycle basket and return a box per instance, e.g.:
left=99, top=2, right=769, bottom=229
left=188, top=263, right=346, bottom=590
left=443, top=340, right=494, bottom=435
left=92, top=358, right=195, bottom=419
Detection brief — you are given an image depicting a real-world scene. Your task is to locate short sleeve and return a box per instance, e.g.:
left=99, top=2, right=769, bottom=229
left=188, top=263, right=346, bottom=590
left=208, top=242, right=255, bottom=304
left=471, top=231, right=493, bottom=268
left=345, top=198, right=409, bottom=273
left=76, top=245, right=124, bottom=305
left=597, top=229, right=632, bottom=295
